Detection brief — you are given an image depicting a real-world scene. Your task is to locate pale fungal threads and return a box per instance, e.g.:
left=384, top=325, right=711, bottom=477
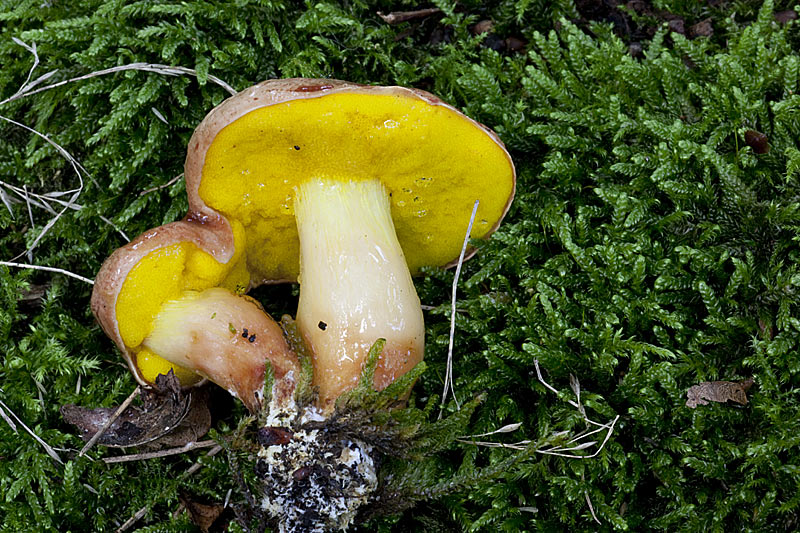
left=257, top=380, right=379, bottom=533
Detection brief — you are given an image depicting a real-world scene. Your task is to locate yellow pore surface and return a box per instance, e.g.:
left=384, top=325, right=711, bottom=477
left=198, top=92, right=515, bottom=283
left=115, top=220, right=249, bottom=385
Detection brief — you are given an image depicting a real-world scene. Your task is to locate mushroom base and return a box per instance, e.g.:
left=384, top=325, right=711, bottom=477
left=256, top=379, right=378, bottom=532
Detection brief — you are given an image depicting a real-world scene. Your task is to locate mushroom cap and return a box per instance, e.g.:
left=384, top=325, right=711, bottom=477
left=185, top=78, right=516, bottom=284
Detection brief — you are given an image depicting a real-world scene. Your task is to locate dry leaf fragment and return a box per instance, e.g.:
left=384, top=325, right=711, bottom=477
left=62, top=371, right=210, bottom=449
left=377, top=8, right=442, bottom=25
left=685, top=378, right=754, bottom=408
left=179, top=493, right=225, bottom=533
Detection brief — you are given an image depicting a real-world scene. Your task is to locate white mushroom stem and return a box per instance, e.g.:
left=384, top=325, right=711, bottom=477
left=142, top=287, right=298, bottom=412
left=294, top=179, right=425, bottom=408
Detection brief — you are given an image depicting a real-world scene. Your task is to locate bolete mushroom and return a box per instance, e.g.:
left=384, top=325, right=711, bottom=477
left=92, top=78, right=515, bottom=414
left=91, top=79, right=515, bottom=531
left=91, top=220, right=300, bottom=413
left=187, top=79, right=515, bottom=408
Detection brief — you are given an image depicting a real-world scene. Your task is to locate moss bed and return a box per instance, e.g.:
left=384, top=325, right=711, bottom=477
left=2, top=0, right=800, bottom=531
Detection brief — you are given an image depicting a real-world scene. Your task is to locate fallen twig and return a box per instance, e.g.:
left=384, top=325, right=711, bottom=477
left=103, top=440, right=217, bottom=463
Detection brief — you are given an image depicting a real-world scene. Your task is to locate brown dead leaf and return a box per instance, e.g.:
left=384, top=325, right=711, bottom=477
left=62, top=371, right=211, bottom=449
left=688, top=18, right=713, bottom=39
left=775, top=10, right=798, bottom=25
left=179, top=493, right=224, bottom=533
left=685, top=378, right=754, bottom=409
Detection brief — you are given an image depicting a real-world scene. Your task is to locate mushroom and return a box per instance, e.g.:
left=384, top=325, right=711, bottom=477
left=92, top=78, right=515, bottom=413
left=186, top=78, right=515, bottom=408
left=91, top=220, right=300, bottom=413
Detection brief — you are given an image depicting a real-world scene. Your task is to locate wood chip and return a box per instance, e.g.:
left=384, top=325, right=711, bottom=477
left=688, top=18, right=713, bottom=39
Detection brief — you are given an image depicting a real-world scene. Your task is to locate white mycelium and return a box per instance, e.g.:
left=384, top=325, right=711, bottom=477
left=257, top=377, right=378, bottom=532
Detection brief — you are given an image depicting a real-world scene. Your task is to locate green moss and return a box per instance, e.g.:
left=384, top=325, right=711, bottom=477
left=2, top=0, right=800, bottom=530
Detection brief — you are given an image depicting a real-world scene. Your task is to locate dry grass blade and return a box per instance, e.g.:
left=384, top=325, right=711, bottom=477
left=0, top=61, right=237, bottom=108
left=461, top=422, right=522, bottom=439
left=0, top=402, right=18, bottom=432
left=0, top=397, right=63, bottom=464
left=0, top=179, right=130, bottom=242
left=0, top=114, right=85, bottom=262
left=438, top=199, right=480, bottom=418
left=585, top=490, right=601, bottom=524
left=377, top=8, right=442, bottom=24
left=457, top=360, right=621, bottom=460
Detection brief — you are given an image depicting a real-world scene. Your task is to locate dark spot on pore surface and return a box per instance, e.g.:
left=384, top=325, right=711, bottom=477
left=248, top=334, right=256, bottom=343
left=318, top=321, right=327, bottom=331
left=242, top=328, right=249, bottom=338
left=293, top=145, right=300, bottom=150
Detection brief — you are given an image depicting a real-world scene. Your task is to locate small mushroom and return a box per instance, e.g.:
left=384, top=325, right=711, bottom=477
left=91, top=210, right=300, bottom=413
left=93, top=78, right=515, bottom=412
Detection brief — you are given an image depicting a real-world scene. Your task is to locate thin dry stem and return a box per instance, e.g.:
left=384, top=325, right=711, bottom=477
left=439, top=199, right=479, bottom=418
left=103, top=440, right=217, bottom=463
left=0, top=397, right=63, bottom=464
left=115, top=444, right=223, bottom=533
left=139, top=173, right=184, bottom=196
left=0, top=261, right=94, bottom=285
left=79, top=386, right=140, bottom=457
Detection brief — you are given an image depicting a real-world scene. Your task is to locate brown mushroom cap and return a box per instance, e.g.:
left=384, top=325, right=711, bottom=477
left=185, top=78, right=516, bottom=285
